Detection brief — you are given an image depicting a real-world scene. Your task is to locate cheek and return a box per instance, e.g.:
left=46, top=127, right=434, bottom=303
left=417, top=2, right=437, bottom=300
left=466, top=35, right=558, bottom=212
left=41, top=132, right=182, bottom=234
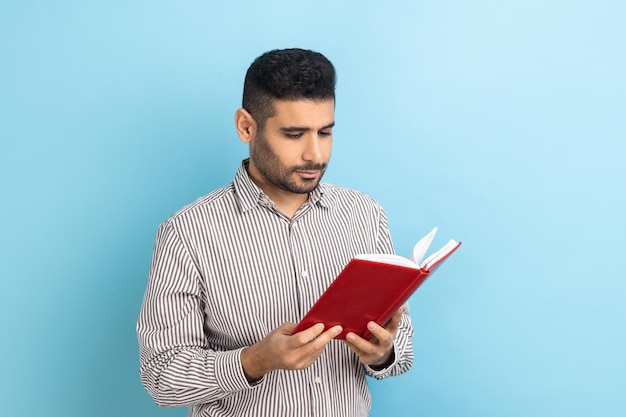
left=322, top=139, right=333, bottom=158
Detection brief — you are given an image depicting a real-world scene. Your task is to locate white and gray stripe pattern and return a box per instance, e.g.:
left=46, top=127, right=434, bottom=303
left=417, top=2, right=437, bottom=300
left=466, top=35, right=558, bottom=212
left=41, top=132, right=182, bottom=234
left=137, top=160, right=414, bottom=417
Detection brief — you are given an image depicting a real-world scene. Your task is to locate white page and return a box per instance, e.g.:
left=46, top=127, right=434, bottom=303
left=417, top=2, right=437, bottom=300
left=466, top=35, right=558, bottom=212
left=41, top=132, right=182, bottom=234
left=410, top=227, right=438, bottom=266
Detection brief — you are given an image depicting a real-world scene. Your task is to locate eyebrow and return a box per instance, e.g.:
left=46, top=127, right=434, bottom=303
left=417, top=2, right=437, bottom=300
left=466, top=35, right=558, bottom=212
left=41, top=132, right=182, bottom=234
left=279, top=122, right=335, bottom=133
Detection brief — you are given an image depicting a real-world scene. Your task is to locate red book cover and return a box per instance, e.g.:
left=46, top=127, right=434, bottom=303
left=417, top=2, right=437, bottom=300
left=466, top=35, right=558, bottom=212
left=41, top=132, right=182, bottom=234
left=293, top=227, right=461, bottom=340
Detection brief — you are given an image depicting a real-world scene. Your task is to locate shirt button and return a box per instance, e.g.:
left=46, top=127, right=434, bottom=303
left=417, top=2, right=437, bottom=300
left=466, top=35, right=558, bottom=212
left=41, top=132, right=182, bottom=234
left=314, top=376, right=322, bottom=384
left=301, top=270, right=308, bottom=278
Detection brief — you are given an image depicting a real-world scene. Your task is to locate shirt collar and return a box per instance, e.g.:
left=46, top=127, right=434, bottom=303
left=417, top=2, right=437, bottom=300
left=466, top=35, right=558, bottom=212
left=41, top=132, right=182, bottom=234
left=233, top=159, right=334, bottom=213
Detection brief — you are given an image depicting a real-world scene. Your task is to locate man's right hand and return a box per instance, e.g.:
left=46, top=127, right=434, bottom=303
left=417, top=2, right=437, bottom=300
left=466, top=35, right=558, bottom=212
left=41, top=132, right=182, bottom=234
left=240, top=322, right=343, bottom=382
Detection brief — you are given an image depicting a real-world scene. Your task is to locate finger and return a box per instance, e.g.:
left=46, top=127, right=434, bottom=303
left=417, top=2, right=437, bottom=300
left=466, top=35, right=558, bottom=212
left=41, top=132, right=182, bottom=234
left=366, top=321, right=394, bottom=346
left=290, top=323, right=326, bottom=346
left=344, top=330, right=394, bottom=366
left=344, top=331, right=376, bottom=354
left=291, top=323, right=343, bottom=346
left=291, top=325, right=343, bottom=368
left=315, top=325, right=343, bottom=343
left=304, top=325, right=343, bottom=349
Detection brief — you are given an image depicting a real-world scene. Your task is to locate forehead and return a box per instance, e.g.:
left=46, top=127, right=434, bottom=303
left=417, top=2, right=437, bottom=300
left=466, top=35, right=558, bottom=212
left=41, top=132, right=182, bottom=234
left=268, top=99, right=335, bottom=127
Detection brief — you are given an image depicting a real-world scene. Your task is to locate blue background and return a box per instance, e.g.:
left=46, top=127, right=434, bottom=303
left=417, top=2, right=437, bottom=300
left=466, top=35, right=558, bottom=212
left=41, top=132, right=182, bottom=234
left=1, top=1, right=624, bottom=416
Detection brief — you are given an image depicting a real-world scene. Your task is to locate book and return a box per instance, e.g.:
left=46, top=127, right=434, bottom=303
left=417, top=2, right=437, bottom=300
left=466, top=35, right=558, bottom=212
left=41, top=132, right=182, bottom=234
left=292, top=227, right=461, bottom=340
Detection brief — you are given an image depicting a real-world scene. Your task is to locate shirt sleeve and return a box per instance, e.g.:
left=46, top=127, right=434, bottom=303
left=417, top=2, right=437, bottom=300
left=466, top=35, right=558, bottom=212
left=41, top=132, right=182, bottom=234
left=136, top=221, right=262, bottom=407
left=365, top=205, right=415, bottom=379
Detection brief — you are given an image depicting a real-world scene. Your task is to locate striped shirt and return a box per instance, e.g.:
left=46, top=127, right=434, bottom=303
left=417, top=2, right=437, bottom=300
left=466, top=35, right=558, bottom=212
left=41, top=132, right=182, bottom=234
left=137, top=160, right=414, bottom=417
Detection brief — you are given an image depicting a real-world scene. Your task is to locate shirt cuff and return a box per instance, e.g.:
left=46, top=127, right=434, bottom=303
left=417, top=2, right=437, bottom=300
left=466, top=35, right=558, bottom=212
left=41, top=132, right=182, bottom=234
left=214, top=348, right=264, bottom=393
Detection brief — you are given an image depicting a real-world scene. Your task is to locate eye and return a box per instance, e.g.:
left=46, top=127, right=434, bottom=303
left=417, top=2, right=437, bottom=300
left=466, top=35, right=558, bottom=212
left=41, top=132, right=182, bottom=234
left=319, top=130, right=332, bottom=137
left=284, top=133, right=303, bottom=139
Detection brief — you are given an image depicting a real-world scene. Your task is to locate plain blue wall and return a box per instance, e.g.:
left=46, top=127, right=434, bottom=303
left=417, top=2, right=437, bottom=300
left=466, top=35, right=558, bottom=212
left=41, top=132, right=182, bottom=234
left=1, top=1, right=625, bottom=416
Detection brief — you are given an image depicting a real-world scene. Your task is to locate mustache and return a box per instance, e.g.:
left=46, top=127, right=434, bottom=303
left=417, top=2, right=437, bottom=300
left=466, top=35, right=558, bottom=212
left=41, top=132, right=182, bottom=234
left=292, top=163, right=327, bottom=171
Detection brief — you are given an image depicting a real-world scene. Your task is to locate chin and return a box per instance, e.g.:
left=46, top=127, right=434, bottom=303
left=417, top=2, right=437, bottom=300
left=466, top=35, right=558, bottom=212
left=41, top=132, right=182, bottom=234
left=292, top=181, right=319, bottom=194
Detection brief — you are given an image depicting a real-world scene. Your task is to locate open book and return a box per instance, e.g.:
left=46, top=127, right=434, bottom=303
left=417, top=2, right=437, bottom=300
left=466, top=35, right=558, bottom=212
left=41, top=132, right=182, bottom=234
left=293, top=227, right=461, bottom=340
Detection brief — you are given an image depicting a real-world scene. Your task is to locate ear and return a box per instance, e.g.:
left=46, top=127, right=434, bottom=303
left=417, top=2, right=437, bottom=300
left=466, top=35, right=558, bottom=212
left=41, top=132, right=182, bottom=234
left=234, top=108, right=257, bottom=144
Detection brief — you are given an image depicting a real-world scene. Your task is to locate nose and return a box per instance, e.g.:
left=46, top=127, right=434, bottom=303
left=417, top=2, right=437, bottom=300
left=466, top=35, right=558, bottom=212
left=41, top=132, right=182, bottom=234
left=302, top=134, right=325, bottom=163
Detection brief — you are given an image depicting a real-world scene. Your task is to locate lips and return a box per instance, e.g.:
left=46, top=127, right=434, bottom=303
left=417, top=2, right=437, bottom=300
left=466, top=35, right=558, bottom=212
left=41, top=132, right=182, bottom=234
left=295, top=170, right=321, bottom=179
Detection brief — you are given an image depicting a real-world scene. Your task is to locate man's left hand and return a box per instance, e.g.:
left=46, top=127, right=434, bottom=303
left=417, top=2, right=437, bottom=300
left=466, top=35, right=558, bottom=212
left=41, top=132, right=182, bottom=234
left=344, top=307, right=402, bottom=368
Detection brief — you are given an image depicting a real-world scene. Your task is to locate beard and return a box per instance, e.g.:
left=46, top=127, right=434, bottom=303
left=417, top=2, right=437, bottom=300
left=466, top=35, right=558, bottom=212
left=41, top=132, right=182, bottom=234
left=250, top=132, right=328, bottom=194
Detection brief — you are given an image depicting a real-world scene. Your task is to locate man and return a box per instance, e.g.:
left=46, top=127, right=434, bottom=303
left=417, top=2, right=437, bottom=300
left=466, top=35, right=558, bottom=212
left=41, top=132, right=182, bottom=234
left=137, top=48, right=414, bottom=417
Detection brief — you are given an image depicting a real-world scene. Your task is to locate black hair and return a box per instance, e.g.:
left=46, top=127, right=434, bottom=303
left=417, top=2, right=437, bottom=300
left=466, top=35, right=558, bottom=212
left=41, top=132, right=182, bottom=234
left=242, top=48, right=336, bottom=129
